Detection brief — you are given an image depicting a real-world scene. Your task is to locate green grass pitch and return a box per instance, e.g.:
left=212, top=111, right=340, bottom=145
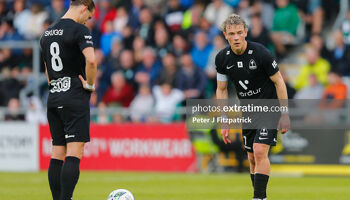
left=0, top=172, right=349, bottom=200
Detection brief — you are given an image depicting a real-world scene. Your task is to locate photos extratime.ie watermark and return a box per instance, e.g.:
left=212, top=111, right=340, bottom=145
left=186, top=99, right=350, bottom=130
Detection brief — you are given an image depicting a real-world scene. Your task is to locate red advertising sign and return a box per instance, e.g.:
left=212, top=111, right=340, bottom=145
left=39, top=123, right=197, bottom=172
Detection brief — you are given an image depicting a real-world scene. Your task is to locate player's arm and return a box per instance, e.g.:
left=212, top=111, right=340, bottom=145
left=78, top=46, right=97, bottom=91
left=269, top=71, right=290, bottom=133
left=44, top=62, right=50, bottom=85
left=216, top=74, right=231, bottom=144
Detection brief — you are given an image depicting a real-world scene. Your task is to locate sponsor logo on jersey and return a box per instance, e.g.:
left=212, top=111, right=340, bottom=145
left=249, top=59, right=257, bottom=70
left=226, top=65, right=234, bottom=69
left=237, top=61, right=243, bottom=68
left=239, top=88, right=262, bottom=97
left=248, top=50, right=253, bottom=54
left=272, top=60, right=278, bottom=69
left=239, top=80, right=249, bottom=90
left=238, top=79, right=262, bottom=97
left=260, top=128, right=268, bottom=136
left=84, top=35, right=92, bottom=40
left=44, top=29, right=64, bottom=36
left=259, top=137, right=268, bottom=140
left=50, top=77, right=71, bottom=93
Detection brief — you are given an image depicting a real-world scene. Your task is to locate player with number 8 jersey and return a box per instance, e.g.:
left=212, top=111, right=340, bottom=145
left=39, top=1, right=97, bottom=200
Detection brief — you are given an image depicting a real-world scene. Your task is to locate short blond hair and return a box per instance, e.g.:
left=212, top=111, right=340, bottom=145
left=221, top=14, right=248, bottom=33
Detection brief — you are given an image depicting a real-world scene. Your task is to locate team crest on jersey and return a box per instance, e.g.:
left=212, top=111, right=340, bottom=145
left=272, top=60, right=278, bottom=69
left=249, top=59, right=257, bottom=70
left=260, top=128, right=268, bottom=136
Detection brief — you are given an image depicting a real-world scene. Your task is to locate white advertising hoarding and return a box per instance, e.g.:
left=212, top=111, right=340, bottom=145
left=0, top=123, right=38, bottom=171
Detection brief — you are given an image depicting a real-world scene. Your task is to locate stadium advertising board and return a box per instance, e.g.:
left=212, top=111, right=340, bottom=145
left=40, top=123, right=197, bottom=172
left=270, top=130, right=350, bottom=165
left=0, top=123, right=39, bottom=171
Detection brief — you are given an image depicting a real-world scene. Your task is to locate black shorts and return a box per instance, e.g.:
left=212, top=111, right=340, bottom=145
left=242, top=128, right=277, bottom=152
left=47, top=105, right=90, bottom=146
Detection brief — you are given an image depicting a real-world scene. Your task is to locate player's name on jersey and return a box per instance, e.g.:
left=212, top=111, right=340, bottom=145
left=192, top=116, right=252, bottom=124
left=44, top=29, right=64, bottom=37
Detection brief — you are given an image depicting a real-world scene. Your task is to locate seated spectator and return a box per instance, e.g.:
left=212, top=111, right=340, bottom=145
left=310, top=33, right=331, bottom=61
left=46, top=0, right=66, bottom=22
left=23, top=3, right=48, bottom=39
left=164, top=0, right=185, bottom=33
left=181, top=1, right=205, bottom=30
left=197, top=16, right=221, bottom=41
left=294, top=73, right=323, bottom=99
left=153, top=82, right=184, bottom=122
left=154, top=28, right=174, bottom=58
left=25, top=96, right=47, bottom=123
left=172, top=32, right=190, bottom=58
left=330, top=30, right=350, bottom=76
left=128, top=0, right=144, bottom=30
left=176, top=53, right=207, bottom=99
left=293, top=0, right=323, bottom=35
left=341, top=10, right=350, bottom=45
left=4, top=98, right=25, bottom=121
left=100, top=20, right=122, bottom=56
left=190, top=31, right=213, bottom=69
left=319, top=70, right=347, bottom=109
left=294, top=46, right=330, bottom=90
left=102, top=72, right=134, bottom=107
left=247, top=13, right=272, bottom=48
left=157, top=53, right=178, bottom=87
left=113, top=6, right=129, bottom=34
left=204, top=0, right=233, bottom=29
left=138, top=7, right=153, bottom=41
left=118, top=49, right=137, bottom=89
left=129, top=84, right=154, bottom=122
left=135, top=47, right=162, bottom=86
left=0, top=67, right=23, bottom=106
left=270, top=0, right=300, bottom=57
left=132, top=36, right=146, bottom=64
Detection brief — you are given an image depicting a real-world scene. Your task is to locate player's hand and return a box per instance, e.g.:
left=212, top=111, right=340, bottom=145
left=278, top=114, right=290, bottom=134
left=79, top=75, right=95, bottom=92
left=220, top=129, right=231, bottom=144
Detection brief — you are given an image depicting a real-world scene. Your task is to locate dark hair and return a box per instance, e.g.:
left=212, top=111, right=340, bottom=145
left=71, top=0, right=95, bottom=12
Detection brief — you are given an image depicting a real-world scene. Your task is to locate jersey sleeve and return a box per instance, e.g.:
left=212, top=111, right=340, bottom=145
left=75, top=25, right=94, bottom=51
left=261, top=47, right=279, bottom=76
left=215, top=51, right=226, bottom=74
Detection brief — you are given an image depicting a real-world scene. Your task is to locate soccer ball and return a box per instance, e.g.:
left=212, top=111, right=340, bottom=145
left=107, top=189, right=135, bottom=200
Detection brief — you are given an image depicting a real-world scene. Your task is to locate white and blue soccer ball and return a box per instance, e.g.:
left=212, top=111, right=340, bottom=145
left=107, top=189, right=135, bottom=200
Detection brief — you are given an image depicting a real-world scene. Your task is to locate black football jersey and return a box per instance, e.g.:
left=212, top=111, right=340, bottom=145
left=40, top=18, right=94, bottom=107
left=215, top=41, right=279, bottom=99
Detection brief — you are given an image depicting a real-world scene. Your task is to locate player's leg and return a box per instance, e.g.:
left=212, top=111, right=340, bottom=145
left=59, top=105, right=90, bottom=200
left=47, top=107, right=66, bottom=200
left=252, top=128, right=277, bottom=200
left=247, top=152, right=255, bottom=187
left=253, top=143, right=270, bottom=199
left=60, top=142, right=85, bottom=200
left=243, top=130, right=255, bottom=187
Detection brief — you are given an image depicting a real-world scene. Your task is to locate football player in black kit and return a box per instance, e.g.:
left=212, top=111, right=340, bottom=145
left=39, top=1, right=96, bottom=200
left=215, top=14, right=290, bottom=200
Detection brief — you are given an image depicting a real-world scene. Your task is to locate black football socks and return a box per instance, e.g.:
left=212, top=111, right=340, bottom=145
left=48, top=158, right=64, bottom=200
left=253, top=173, right=269, bottom=199
left=250, top=173, right=255, bottom=187
left=59, top=156, right=81, bottom=200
